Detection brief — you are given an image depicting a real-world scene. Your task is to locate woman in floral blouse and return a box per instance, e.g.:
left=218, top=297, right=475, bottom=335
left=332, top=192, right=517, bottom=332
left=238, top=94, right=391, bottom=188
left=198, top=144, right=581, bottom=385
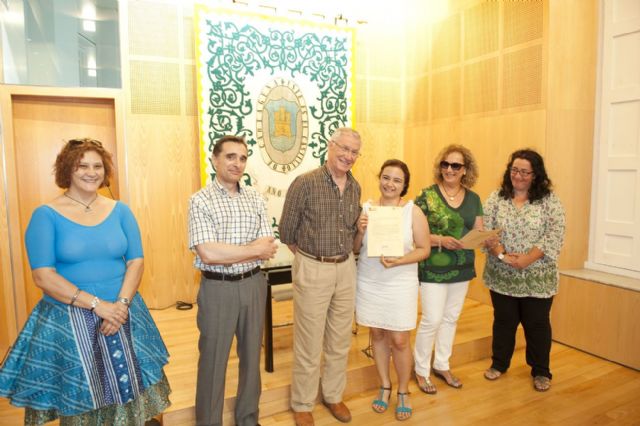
left=483, top=149, right=565, bottom=392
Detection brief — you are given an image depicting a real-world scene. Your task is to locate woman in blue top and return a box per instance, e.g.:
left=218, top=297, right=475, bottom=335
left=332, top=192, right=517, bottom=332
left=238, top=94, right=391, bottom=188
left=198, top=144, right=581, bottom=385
left=0, top=139, right=170, bottom=425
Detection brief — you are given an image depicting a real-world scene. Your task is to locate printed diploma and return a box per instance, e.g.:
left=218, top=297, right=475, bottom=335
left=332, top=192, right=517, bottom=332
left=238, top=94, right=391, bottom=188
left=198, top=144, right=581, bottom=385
left=366, top=206, right=404, bottom=257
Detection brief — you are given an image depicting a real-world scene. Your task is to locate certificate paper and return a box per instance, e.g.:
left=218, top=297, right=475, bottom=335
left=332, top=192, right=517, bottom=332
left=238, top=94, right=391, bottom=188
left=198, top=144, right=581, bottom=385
left=367, top=206, right=404, bottom=257
left=459, top=229, right=501, bottom=249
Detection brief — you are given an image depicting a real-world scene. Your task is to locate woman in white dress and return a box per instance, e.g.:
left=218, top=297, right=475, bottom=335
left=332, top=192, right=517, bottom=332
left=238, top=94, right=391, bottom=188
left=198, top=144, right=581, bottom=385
left=354, top=159, right=430, bottom=421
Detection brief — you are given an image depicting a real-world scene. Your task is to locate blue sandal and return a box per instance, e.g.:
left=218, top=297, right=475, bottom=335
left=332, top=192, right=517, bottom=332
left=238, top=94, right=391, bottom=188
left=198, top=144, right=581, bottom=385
left=395, top=392, right=412, bottom=421
left=371, top=386, right=391, bottom=413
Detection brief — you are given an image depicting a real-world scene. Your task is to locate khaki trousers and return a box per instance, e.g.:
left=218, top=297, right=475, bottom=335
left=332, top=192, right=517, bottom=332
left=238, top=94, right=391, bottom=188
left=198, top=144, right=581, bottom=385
left=290, top=252, right=357, bottom=412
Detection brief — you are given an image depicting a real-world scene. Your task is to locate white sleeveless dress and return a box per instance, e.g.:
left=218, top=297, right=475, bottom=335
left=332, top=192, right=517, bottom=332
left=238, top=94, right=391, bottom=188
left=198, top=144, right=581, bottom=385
left=355, top=200, right=419, bottom=331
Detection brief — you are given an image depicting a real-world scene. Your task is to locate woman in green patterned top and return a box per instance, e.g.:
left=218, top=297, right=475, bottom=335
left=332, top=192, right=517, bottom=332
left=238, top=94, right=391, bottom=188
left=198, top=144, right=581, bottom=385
left=482, top=149, right=565, bottom=392
left=414, top=145, right=483, bottom=394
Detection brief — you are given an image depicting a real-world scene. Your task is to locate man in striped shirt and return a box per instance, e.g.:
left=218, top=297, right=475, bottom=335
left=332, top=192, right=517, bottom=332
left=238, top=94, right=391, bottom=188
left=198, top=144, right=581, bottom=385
left=280, top=128, right=362, bottom=426
left=188, top=135, right=277, bottom=426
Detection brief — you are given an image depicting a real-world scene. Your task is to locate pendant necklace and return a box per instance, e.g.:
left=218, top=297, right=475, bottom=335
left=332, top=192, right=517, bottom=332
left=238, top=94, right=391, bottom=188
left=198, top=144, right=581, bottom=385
left=64, top=192, right=98, bottom=213
left=441, top=185, right=462, bottom=201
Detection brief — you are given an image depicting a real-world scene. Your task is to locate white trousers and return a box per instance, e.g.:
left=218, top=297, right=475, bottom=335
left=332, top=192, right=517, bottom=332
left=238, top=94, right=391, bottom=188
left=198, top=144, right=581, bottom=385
left=414, top=280, right=469, bottom=376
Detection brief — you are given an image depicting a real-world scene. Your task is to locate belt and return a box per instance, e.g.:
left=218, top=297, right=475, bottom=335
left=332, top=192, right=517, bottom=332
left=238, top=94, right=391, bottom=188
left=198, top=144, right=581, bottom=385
left=201, top=266, right=262, bottom=282
left=298, top=249, right=350, bottom=264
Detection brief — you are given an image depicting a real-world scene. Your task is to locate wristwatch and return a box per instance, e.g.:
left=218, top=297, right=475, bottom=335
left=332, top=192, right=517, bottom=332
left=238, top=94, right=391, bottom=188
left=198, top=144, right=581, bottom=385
left=117, top=297, right=131, bottom=306
left=497, top=251, right=506, bottom=261
left=90, top=296, right=101, bottom=311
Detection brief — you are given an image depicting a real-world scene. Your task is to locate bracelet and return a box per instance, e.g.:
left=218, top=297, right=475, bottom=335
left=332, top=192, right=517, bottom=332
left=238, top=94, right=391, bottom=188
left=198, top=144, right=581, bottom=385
left=69, top=289, right=81, bottom=306
left=117, top=297, right=131, bottom=307
left=90, top=296, right=100, bottom=312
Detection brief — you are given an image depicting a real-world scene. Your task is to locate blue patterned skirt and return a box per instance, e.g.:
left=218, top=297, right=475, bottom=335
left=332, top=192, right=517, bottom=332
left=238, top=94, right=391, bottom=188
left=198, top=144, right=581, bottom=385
left=0, top=294, right=170, bottom=424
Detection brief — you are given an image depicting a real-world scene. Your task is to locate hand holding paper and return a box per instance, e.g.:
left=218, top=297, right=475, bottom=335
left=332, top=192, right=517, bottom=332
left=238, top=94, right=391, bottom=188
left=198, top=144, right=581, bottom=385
left=459, top=229, right=501, bottom=249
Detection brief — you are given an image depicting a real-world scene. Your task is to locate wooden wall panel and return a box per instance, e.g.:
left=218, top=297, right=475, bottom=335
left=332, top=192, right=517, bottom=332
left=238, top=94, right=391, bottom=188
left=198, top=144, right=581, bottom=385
left=463, top=58, right=499, bottom=114
left=368, top=79, right=403, bottom=124
left=552, top=275, right=640, bottom=370
left=352, top=10, right=407, bottom=205
left=502, top=45, right=544, bottom=109
left=503, top=0, right=544, bottom=48
left=464, top=1, right=499, bottom=60
left=432, top=68, right=461, bottom=119
left=129, top=61, right=181, bottom=115
left=128, top=0, right=180, bottom=57
left=121, top=0, right=200, bottom=308
left=545, top=0, right=598, bottom=270
left=432, top=13, right=461, bottom=70
left=405, top=75, right=429, bottom=123
left=0, top=133, right=13, bottom=355
left=125, top=116, right=200, bottom=307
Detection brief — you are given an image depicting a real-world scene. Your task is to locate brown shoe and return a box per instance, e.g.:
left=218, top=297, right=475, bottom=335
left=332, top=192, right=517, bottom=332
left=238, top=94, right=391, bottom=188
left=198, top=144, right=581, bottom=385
left=322, top=401, right=352, bottom=423
left=293, top=411, right=314, bottom=426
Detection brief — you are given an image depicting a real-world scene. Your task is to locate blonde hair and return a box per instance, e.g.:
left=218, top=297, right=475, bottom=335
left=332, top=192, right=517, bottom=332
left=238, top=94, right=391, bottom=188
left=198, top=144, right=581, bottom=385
left=432, top=144, right=479, bottom=188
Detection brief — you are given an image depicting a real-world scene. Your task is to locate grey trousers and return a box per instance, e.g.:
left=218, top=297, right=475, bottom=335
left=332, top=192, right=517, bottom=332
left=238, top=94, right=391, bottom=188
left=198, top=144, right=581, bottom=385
left=195, top=272, right=267, bottom=426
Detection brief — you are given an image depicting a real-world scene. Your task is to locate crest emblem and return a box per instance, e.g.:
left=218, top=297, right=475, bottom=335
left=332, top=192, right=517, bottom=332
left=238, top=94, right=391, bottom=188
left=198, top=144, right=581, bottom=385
left=256, top=78, right=309, bottom=173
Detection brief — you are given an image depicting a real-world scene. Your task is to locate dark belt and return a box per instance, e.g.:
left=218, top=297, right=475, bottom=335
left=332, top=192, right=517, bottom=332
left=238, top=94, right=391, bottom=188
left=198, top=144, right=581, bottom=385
left=201, top=266, right=262, bottom=282
left=298, top=249, right=350, bottom=264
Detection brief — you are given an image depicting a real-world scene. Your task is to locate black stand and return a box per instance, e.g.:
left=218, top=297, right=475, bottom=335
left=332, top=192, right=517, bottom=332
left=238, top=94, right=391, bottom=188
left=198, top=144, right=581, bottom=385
left=263, top=266, right=293, bottom=373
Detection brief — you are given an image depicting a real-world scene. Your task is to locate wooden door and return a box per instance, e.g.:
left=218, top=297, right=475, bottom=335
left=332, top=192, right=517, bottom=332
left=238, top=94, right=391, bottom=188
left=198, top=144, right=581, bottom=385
left=12, top=95, right=119, bottom=312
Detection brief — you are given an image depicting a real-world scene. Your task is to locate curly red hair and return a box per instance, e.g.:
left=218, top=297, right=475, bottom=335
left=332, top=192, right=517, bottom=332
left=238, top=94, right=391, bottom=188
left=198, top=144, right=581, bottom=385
left=54, top=138, right=114, bottom=189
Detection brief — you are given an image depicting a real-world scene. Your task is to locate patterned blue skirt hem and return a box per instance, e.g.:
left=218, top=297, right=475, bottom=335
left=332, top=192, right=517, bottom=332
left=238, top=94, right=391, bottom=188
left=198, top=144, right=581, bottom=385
left=0, top=294, right=169, bottom=416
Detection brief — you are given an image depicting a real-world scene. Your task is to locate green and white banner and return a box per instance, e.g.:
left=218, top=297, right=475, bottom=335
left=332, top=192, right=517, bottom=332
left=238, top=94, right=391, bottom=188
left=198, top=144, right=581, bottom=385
left=195, top=5, right=355, bottom=266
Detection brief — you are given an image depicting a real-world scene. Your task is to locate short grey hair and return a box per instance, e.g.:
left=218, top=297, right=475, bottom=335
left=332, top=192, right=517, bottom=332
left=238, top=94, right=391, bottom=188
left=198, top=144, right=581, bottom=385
left=330, top=127, right=361, bottom=144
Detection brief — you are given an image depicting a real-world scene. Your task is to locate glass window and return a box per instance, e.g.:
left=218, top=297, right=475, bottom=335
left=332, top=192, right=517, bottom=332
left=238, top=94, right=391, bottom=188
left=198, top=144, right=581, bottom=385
left=1, top=0, right=121, bottom=88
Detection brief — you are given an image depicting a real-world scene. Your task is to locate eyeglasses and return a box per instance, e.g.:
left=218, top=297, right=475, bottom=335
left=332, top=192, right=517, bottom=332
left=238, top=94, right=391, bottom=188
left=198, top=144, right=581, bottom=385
left=332, top=141, right=361, bottom=158
left=440, top=161, right=465, bottom=171
left=510, top=167, right=534, bottom=177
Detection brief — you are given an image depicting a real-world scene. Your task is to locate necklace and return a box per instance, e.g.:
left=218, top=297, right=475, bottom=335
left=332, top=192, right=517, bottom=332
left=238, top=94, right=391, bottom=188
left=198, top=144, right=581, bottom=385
left=441, top=184, right=463, bottom=201
left=64, top=192, right=98, bottom=213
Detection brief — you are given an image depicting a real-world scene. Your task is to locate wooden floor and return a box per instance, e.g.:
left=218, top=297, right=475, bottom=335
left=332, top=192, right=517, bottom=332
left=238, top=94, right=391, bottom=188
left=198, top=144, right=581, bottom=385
left=1, top=298, right=639, bottom=425
left=260, top=343, right=640, bottom=425
left=157, top=298, right=505, bottom=424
